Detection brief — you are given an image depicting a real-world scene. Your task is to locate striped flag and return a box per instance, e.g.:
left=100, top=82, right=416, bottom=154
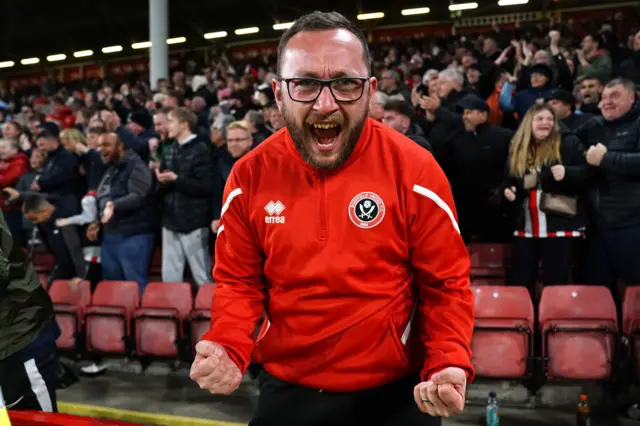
left=0, top=388, right=12, bottom=426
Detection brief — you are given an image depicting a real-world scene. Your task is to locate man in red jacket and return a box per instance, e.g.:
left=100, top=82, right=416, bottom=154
left=191, top=11, right=474, bottom=425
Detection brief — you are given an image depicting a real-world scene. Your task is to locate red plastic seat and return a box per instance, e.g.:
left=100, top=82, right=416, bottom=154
left=133, top=282, right=193, bottom=358
left=539, top=285, right=617, bottom=380
left=471, top=286, right=534, bottom=378
left=469, top=243, right=509, bottom=278
left=189, top=284, right=215, bottom=349
left=622, top=286, right=640, bottom=379
left=48, top=280, right=92, bottom=351
left=85, top=281, right=140, bottom=355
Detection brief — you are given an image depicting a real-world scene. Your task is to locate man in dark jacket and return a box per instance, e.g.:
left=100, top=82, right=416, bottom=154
left=94, top=133, right=156, bottom=295
left=381, top=100, right=432, bottom=152
left=157, top=107, right=214, bottom=286
left=435, top=94, right=513, bottom=243
left=545, top=89, right=593, bottom=133
left=101, top=110, right=159, bottom=164
left=0, top=209, right=60, bottom=412
left=32, top=130, right=82, bottom=217
left=581, top=78, right=640, bottom=302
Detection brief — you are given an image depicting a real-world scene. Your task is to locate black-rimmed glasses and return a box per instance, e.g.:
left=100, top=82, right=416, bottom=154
left=278, top=77, right=370, bottom=103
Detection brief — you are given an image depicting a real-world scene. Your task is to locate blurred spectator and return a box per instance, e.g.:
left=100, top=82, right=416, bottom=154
left=243, top=110, right=273, bottom=147
left=211, top=121, right=252, bottom=233
left=95, top=133, right=156, bottom=294
left=157, top=107, right=214, bottom=286
left=582, top=78, right=640, bottom=294
left=22, top=194, right=87, bottom=282
left=33, top=130, right=83, bottom=217
left=617, top=29, right=640, bottom=87
left=379, top=69, right=411, bottom=103
left=545, top=89, right=593, bottom=132
left=0, top=138, right=29, bottom=242
left=16, top=148, right=46, bottom=238
left=45, top=96, right=75, bottom=129
left=369, top=91, right=388, bottom=122
left=577, top=76, right=603, bottom=115
left=500, top=63, right=555, bottom=121
left=503, top=104, right=586, bottom=294
left=576, top=32, right=613, bottom=82
left=381, top=100, right=432, bottom=152
left=437, top=95, right=513, bottom=243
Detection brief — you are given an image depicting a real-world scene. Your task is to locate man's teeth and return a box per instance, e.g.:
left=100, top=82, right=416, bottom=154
left=312, top=123, right=338, bottom=129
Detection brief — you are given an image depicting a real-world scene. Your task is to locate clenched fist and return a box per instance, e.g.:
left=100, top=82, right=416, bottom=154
left=413, top=367, right=467, bottom=418
left=190, top=341, right=243, bottom=395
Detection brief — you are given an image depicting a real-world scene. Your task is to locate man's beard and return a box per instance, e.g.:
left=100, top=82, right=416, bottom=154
left=281, top=103, right=369, bottom=170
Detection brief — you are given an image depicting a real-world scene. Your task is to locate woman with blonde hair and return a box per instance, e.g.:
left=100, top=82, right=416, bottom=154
left=503, top=103, right=587, bottom=294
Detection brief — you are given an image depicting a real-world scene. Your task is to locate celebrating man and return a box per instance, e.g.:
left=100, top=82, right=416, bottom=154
left=191, top=11, right=474, bottom=425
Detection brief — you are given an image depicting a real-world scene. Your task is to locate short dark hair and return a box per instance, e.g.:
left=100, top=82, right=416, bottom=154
left=586, top=32, right=604, bottom=48
left=384, top=99, right=416, bottom=120
left=35, top=130, right=59, bottom=143
left=23, top=194, right=51, bottom=214
left=277, top=11, right=371, bottom=76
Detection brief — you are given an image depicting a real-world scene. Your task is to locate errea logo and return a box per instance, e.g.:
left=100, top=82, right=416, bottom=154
left=264, top=201, right=286, bottom=224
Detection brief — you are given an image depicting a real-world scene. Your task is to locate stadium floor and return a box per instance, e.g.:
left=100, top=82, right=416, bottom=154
left=57, top=368, right=637, bottom=426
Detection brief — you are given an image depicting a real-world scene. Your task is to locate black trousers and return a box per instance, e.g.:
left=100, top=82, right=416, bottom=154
left=0, top=342, right=58, bottom=412
left=250, top=370, right=441, bottom=426
left=509, top=237, right=576, bottom=293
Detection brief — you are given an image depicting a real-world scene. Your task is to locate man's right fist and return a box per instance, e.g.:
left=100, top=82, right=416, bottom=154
left=190, top=341, right=242, bottom=395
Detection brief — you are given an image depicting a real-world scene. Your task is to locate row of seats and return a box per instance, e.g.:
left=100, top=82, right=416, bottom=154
left=46, top=278, right=640, bottom=386
left=31, top=243, right=512, bottom=278
left=47, top=280, right=213, bottom=359
left=472, top=285, right=639, bottom=383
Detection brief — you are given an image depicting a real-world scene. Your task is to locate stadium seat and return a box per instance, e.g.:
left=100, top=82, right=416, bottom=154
left=189, top=284, right=215, bottom=349
left=471, top=286, right=534, bottom=378
left=622, top=286, right=640, bottom=379
left=48, top=279, right=92, bottom=351
left=539, top=285, right=617, bottom=381
left=133, top=282, right=193, bottom=359
left=85, top=281, right=140, bottom=355
left=469, top=243, right=509, bottom=278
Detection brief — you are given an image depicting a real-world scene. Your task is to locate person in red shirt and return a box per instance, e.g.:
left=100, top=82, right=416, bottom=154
left=190, top=11, right=474, bottom=425
left=0, top=138, right=29, bottom=242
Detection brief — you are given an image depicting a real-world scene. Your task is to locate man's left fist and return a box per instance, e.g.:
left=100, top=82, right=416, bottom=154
left=413, top=367, right=467, bottom=418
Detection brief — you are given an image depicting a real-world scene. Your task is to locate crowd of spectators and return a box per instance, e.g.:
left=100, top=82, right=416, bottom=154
left=0, top=12, right=639, bottom=374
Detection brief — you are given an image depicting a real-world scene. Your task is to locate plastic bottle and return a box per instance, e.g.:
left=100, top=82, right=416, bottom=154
left=486, top=391, right=500, bottom=426
left=576, top=394, right=591, bottom=426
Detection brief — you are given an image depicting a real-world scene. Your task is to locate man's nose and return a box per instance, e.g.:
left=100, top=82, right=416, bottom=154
left=313, top=85, right=339, bottom=114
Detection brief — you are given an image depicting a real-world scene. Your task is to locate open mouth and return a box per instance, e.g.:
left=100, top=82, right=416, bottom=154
left=309, top=122, right=342, bottom=152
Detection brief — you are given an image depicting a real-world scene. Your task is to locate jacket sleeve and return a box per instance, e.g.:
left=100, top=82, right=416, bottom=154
left=599, top=132, right=640, bottom=175
left=540, top=135, right=588, bottom=194
left=116, top=126, right=150, bottom=162
left=112, top=163, right=152, bottom=212
left=201, top=168, right=266, bottom=372
left=0, top=158, right=28, bottom=188
left=499, top=82, right=516, bottom=112
left=434, top=106, right=464, bottom=129
left=173, top=144, right=215, bottom=197
left=407, top=155, right=474, bottom=382
left=37, top=152, right=78, bottom=191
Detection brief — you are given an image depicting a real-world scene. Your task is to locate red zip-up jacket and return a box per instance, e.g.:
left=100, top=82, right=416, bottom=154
left=202, top=118, right=474, bottom=391
left=0, top=153, right=29, bottom=212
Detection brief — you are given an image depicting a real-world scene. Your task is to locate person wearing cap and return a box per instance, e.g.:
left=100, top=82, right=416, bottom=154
left=436, top=94, right=513, bottom=243
left=499, top=63, right=555, bottom=122
left=545, top=89, right=593, bottom=133
left=382, top=100, right=432, bottom=152
left=465, top=63, right=492, bottom=99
